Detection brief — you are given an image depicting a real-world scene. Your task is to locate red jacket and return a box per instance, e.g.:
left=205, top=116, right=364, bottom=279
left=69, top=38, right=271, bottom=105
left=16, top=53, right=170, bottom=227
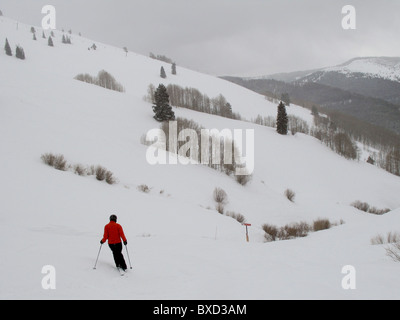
left=101, top=221, right=127, bottom=244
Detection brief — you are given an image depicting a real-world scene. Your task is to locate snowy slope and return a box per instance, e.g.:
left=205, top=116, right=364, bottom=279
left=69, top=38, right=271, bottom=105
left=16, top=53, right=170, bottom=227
left=1, top=16, right=400, bottom=300
left=324, top=57, right=400, bottom=82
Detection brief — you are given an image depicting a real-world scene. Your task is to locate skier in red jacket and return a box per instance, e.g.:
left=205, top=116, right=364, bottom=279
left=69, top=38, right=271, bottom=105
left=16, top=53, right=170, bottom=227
left=100, top=215, right=128, bottom=271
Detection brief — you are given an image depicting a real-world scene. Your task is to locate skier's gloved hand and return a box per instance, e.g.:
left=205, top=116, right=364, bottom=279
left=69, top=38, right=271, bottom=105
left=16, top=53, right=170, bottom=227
left=124, top=241, right=128, bottom=246
left=100, top=240, right=104, bottom=244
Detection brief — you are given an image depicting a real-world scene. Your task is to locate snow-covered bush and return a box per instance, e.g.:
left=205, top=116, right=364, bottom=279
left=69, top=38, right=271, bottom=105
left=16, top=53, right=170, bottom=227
left=278, top=221, right=310, bottom=240
left=213, top=187, right=227, bottom=204
left=351, top=200, right=390, bottom=215
left=41, top=153, right=68, bottom=171
left=284, top=189, right=295, bottom=202
left=73, top=164, right=87, bottom=176
left=386, top=242, right=400, bottom=262
left=215, top=203, right=224, bottom=215
left=313, top=218, right=331, bottom=231
left=41, top=154, right=117, bottom=184
left=263, top=219, right=336, bottom=242
left=371, top=232, right=400, bottom=245
left=262, top=224, right=279, bottom=242
left=137, top=184, right=150, bottom=193
left=226, top=211, right=246, bottom=224
left=94, top=165, right=107, bottom=181
left=105, top=171, right=117, bottom=185
left=235, top=172, right=252, bottom=186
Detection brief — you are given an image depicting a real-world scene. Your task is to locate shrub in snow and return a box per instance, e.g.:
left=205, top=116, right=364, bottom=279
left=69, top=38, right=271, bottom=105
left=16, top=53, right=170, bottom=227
left=105, top=171, right=117, bottom=185
left=262, top=219, right=337, bottom=242
left=94, top=166, right=108, bottom=181
left=386, top=242, right=400, bottom=262
left=73, top=164, right=87, bottom=176
left=41, top=154, right=117, bottom=185
left=284, top=189, right=295, bottom=202
left=213, top=187, right=228, bottom=204
left=370, top=232, right=400, bottom=262
left=215, top=203, right=225, bottom=215
left=83, top=164, right=116, bottom=185
left=235, top=173, right=252, bottom=186
left=351, top=200, right=390, bottom=215
left=226, top=211, right=246, bottom=224
left=278, top=221, right=311, bottom=240
left=41, top=153, right=68, bottom=171
left=368, top=207, right=391, bottom=215
left=262, top=224, right=279, bottom=242
left=313, top=218, right=331, bottom=232
left=137, top=184, right=150, bottom=193
left=371, top=232, right=400, bottom=245
left=351, top=200, right=369, bottom=212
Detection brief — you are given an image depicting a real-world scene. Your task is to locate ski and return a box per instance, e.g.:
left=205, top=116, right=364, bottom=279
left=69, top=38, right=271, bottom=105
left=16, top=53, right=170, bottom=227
left=117, top=267, right=126, bottom=276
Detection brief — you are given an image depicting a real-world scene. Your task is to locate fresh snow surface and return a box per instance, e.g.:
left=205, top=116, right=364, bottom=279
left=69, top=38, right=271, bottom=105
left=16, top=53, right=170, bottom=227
left=1, top=17, right=400, bottom=300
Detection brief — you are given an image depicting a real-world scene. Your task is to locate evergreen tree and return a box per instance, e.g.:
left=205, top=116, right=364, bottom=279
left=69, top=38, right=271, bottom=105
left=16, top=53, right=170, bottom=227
left=33, top=33, right=37, bottom=41
left=48, top=36, right=54, bottom=47
left=171, top=62, right=177, bottom=75
left=4, top=38, right=12, bottom=56
left=15, top=45, right=25, bottom=60
left=276, top=101, right=288, bottom=135
left=160, top=66, right=167, bottom=79
left=152, top=84, right=175, bottom=122
left=42, top=31, right=46, bottom=39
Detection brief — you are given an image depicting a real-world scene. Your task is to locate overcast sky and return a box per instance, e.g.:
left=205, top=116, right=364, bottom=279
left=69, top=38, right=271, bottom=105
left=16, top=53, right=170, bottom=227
left=1, top=0, right=399, bottom=76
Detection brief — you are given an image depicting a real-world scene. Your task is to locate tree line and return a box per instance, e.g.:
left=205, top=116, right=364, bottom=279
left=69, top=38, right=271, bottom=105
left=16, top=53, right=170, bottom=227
left=146, top=83, right=242, bottom=121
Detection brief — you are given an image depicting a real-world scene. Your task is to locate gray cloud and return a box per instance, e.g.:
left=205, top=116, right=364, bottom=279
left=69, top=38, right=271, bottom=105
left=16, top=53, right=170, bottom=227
left=1, top=0, right=399, bottom=76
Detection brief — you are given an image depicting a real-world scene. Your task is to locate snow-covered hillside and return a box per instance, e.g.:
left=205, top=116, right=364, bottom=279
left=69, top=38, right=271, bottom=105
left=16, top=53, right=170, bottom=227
left=1, top=16, right=400, bottom=300
left=324, top=57, right=400, bottom=82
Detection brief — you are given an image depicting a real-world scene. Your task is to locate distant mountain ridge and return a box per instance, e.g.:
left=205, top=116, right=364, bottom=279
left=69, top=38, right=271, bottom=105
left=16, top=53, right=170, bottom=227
left=222, top=57, right=400, bottom=135
left=324, top=57, right=400, bottom=82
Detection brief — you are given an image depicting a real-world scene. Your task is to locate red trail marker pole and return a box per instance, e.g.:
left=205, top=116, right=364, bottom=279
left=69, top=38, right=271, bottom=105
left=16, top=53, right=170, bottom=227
left=243, top=223, right=251, bottom=242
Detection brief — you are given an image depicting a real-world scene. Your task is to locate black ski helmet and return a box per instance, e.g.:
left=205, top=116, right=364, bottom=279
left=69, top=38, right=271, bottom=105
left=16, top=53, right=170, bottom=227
left=110, top=214, right=117, bottom=222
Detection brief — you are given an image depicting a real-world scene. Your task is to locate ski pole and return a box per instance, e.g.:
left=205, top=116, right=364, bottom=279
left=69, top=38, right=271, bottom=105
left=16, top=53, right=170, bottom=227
left=125, top=244, right=133, bottom=269
left=93, top=243, right=103, bottom=269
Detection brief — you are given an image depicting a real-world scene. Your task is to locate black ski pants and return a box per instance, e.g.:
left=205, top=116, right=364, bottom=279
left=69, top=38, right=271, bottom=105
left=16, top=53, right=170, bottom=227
left=108, top=242, right=127, bottom=270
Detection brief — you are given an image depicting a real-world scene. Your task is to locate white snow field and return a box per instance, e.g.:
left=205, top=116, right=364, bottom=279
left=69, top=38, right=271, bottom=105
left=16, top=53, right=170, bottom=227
left=1, top=16, right=400, bottom=300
